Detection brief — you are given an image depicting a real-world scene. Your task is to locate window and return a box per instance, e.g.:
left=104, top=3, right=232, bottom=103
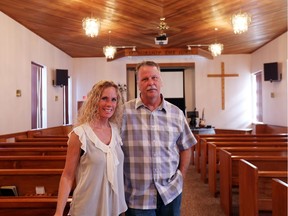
left=63, top=77, right=72, bottom=125
left=31, top=62, right=47, bottom=129
left=252, top=72, right=263, bottom=122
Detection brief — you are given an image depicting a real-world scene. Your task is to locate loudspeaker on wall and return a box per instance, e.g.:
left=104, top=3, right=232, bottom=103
left=55, top=69, right=68, bottom=86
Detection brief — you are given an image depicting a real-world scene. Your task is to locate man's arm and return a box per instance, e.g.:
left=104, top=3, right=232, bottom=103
left=179, top=148, right=192, bottom=179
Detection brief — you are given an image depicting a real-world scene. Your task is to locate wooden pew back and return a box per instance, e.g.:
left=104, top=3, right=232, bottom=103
left=0, top=141, right=67, bottom=148
left=214, top=128, right=253, bottom=134
left=15, top=137, right=68, bottom=142
left=199, top=136, right=288, bottom=174
left=207, top=144, right=287, bottom=193
left=0, top=125, right=72, bottom=142
left=27, top=125, right=72, bottom=138
left=203, top=141, right=287, bottom=183
left=239, top=159, right=288, bottom=216
left=33, top=134, right=68, bottom=138
left=219, top=149, right=287, bottom=215
left=0, top=131, right=28, bottom=142
left=0, top=197, right=71, bottom=216
left=253, top=124, right=288, bottom=134
left=0, top=147, right=67, bottom=156
left=220, top=147, right=288, bottom=179
left=0, top=156, right=66, bottom=169
left=193, top=133, right=288, bottom=172
left=0, top=169, right=63, bottom=196
left=272, top=178, right=288, bottom=216
left=195, top=133, right=288, bottom=141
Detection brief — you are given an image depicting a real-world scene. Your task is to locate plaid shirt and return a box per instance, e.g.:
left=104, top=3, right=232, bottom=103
left=121, top=97, right=197, bottom=209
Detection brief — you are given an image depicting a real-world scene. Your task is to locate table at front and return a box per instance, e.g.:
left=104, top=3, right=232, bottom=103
left=191, top=127, right=215, bottom=135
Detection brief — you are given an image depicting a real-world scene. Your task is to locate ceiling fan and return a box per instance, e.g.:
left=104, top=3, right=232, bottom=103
left=157, top=17, right=169, bottom=36
left=155, top=17, right=169, bottom=45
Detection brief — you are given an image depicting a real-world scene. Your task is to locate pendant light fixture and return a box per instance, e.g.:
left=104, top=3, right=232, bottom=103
left=186, top=28, right=223, bottom=57
left=231, top=11, right=252, bottom=34
left=208, top=43, right=224, bottom=57
left=82, top=0, right=100, bottom=37
left=82, top=16, right=101, bottom=37
left=103, top=31, right=136, bottom=59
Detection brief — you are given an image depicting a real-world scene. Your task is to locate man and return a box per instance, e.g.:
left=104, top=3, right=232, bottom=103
left=121, top=61, right=197, bottom=216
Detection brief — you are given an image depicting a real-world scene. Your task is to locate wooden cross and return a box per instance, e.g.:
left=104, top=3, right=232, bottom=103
left=207, top=62, right=239, bottom=110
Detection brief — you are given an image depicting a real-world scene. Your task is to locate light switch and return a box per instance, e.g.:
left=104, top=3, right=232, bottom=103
left=16, top=89, right=21, bottom=97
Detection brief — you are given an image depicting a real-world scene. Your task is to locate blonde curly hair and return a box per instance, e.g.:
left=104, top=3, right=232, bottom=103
left=76, top=80, right=123, bottom=127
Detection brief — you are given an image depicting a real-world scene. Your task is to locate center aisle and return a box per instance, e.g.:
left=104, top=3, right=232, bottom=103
left=181, top=164, right=225, bottom=216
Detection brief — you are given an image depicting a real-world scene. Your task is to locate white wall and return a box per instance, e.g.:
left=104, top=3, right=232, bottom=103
left=72, top=34, right=287, bottom=129
left=251, top=32, right=287, bottom=127
left=72, top=55, right=252, bottom=129
left=195, top=55, right=252, bottom=129
left=0, top=12, right=73, bottom=134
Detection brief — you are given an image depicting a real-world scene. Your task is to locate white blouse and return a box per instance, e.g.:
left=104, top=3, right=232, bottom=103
left=68, top=123, right=127, bottom=216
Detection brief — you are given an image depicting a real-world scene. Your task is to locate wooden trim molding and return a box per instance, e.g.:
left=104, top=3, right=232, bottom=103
left=127, top=62, right=195, bottom=70
left=108, top=48, right=213, bottom=61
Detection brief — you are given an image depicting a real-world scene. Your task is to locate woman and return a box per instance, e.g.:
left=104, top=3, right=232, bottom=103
left=54, top=80, right=127, bottom=216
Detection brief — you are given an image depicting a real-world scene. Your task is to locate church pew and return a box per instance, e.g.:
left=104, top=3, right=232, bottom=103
left=207, top=143, right=288, bottom=195
left=200, top=137, right=288, bottom=181
left=0, top=155, right=66, bottom=169
left=0, top=141, right=67, bottom=148
left=0, top=197, right=71, bottom=216
left=33, top=134, right=68, bottom=138
left=26, top=125, right=72, bottom=138
left=195, top=134, right=288, bottom=175
left=194, top=133, right=287, bottom=171
left=0, top=131, right=28, bottom=142
left=0, top=147, right=67, bottom=156
left=219, top=150, right=287, bottom=215
left=15, top=137, right=68, bottom=142
left=238, top=159, right=288, bottom=216
left=213, top=128, right=253, bottom=134
left=0, top=125, right=72, bottom=142
left=204, top=141, right=288, bottom=184
left=0, top=169, right=63, bottom=196
left=272, top=178, right=287, bottom=216
left=192, top=129, right=252, bottom=165
left=253, top=124, right=288, bottom=134
left=0, top=168, right=74, bottom=215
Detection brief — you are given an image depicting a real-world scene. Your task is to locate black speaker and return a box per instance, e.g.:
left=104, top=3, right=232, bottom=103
left=264, top=62, right=280, bottom=82
left=56, top=69, right=68, bottom=86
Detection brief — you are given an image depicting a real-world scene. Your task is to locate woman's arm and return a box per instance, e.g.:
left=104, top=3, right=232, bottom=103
left=54, top=132, right=81, bottom=216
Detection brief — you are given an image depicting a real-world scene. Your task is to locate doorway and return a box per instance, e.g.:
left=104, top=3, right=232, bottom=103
left=31, top=62, right=47, bottom=129
left=252, top=71, right=263, bottom=122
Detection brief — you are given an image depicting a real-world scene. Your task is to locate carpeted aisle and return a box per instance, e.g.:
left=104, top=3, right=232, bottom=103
left=181, top=164, right=226, bottom=216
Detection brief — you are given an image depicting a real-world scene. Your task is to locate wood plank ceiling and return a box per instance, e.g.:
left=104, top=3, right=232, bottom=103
left=0, top=0, right=286, bottom=58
